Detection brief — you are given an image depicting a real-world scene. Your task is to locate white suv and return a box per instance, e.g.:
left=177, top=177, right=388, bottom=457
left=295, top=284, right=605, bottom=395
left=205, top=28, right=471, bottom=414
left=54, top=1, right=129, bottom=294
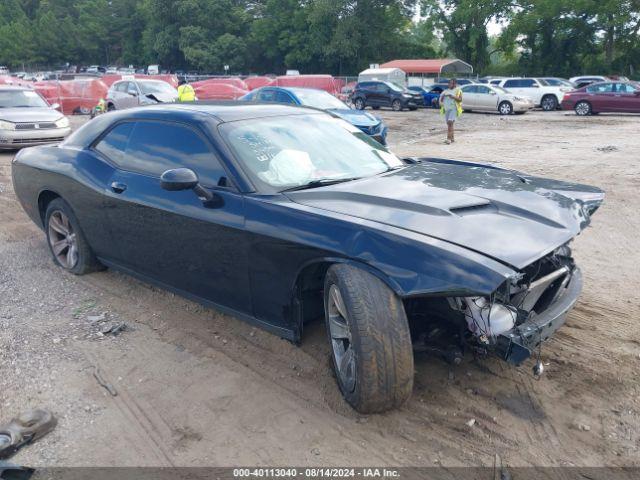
left=498, top=78, right=570, bottom=111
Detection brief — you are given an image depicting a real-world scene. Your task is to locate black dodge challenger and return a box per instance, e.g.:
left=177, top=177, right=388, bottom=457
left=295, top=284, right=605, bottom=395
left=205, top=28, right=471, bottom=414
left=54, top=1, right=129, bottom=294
left=12, top=103, right=604, bottom=413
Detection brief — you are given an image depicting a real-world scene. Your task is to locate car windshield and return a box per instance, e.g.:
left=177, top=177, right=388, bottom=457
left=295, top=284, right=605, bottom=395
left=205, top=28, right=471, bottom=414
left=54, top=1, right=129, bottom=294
left=0, top=90, right=49, bottom=108
left=537, top=78, right=550, bottom=86
left=293, top=89, right=348, bottom=110
left=139, top=81, right=176, bottom=96
left=220, top=114, right=403, bottom=191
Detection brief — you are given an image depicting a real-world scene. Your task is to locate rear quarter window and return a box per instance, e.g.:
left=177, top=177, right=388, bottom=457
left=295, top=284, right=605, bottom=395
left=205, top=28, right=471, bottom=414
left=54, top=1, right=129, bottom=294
left=94, top=122, right=134, bottom=165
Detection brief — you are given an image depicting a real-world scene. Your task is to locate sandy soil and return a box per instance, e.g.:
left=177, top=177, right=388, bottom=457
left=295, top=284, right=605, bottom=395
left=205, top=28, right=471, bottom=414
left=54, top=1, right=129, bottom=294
left=0, top=110, right=638, bottom=468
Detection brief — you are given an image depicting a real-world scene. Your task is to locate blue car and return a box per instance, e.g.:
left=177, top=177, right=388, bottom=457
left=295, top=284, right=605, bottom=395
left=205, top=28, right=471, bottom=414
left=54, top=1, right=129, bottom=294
left=408, top=85, right=444, bottom=109
left=240, top=87, right=388, bottom=145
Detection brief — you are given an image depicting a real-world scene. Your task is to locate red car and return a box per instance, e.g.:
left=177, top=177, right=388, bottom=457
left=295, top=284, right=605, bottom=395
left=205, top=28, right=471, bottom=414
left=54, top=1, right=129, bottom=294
left=561, top=81, right=640, bottom=115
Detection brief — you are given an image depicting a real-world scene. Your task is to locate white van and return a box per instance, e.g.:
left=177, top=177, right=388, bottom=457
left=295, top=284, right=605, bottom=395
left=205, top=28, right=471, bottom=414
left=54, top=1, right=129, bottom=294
left=147, top=65, right=160, bottom=75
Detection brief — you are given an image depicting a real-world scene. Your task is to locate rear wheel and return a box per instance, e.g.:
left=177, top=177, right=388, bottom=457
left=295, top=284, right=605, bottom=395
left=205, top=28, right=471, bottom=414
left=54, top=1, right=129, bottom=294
left=45, top=198, right=103, bottom=275
left=499, top=101, right=513, bottom=115
left=541, top=95, right=558, bottom=111
left=324, top=264, right=414, bottom=413
left=574, top=101, right=592, bottom=116
left=391, top=99, right=402, bottom=111
left=354, top=98, right=365, bottom=110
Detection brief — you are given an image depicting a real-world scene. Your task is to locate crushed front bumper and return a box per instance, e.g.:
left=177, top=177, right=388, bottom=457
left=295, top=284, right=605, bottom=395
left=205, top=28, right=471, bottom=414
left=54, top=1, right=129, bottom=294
left=495, top=267, right=582, bottom=365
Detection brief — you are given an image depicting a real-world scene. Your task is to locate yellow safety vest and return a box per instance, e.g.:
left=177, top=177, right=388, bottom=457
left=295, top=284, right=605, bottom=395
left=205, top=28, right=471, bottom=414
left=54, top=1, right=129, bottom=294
left=440, top=87, right=463, bottom=116
left=177, top=84, right=196, bottom=102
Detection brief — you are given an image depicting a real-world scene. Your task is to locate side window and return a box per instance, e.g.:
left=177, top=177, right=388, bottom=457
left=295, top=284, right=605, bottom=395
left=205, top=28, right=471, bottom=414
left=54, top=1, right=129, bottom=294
left=115, top=82, right=127, bottom=93
left=617, top=83, right=636, bottom=93
left=477, top=86, right=491, bottom=94
left=587, top=83, right=613, bottom=93
left=462, top=85, right=478, bottom=93
left=490, top=79, right=501, bottom=85
left=127, top=82, right=138, bottom=95
left=259, top=89, right=276, bottom=102
left=521, top=79, right=535, bottom=88
left=94, top=122, right=135, bottom=165
left=376, top=83, right=388, bottom=93
left=275, top=91, right=294, bottom=104
left=123, top=121, right=226, bottom=187
left=503, top=80, right=518, bottom=88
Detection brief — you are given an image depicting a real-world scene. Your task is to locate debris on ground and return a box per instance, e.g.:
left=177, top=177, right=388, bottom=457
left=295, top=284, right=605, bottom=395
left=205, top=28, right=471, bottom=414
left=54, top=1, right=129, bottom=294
left=0, top=410, right=57, bottom=460
left=597, top=145, right=619, bottom=153
left=82, top=311, right=127, bottom=339
left=92, top=367, right=118, bottom=397
left=466, top=418, right=476, bottom=427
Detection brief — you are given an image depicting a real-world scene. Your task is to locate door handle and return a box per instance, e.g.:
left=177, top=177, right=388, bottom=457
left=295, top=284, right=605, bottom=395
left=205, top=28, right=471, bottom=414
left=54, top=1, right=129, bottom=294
left=110, top=182, right=127, bottom=194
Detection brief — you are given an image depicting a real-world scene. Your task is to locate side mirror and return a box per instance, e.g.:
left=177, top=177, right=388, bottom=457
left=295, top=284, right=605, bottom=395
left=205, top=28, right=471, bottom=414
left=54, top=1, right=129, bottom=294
left=160, top=168, right=215, bottom=202
left=128, top=89, right=138, bottom=96
left=161, top=168, right=199, bottom=191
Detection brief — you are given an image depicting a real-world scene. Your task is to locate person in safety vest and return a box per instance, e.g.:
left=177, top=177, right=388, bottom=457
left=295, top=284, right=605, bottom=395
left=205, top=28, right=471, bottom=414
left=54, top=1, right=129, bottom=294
left=91, top=98, right=107, bottom=118
left=439, top=78, right=463, bottom=144
left=177, top=79, right=196, bottom=102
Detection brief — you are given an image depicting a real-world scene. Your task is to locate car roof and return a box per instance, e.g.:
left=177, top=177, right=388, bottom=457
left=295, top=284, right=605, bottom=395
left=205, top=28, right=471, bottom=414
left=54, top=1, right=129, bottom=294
left=62, top=102, right=326, bottom=150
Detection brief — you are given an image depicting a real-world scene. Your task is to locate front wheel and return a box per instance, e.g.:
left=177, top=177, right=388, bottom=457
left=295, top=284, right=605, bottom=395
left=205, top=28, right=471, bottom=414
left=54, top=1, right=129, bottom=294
left=324, top=264, right=414, bottom=413
left=391, top=99, right=402, bottom=111
left=574, top=101, right=592, bottom=116
left=541, top=95, right=558, bottom=111
left=45, top=198, right=103, bottom=275
left=499, top=101, right=513, bottom=115
left=354, top=98, right=365, bottom=110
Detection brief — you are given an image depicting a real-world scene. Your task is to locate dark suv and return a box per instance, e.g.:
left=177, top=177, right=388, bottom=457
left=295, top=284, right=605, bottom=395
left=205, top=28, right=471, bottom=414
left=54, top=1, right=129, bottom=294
left=351, top=81, right=421, bottom=111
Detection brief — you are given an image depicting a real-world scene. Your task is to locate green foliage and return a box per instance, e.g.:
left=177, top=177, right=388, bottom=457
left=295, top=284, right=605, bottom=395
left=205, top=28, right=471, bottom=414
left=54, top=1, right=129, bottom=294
left=0, top=0, right=638, bottom=76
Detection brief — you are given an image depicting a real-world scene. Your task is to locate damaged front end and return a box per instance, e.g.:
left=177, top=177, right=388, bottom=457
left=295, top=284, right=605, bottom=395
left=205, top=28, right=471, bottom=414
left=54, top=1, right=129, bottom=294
left=407, top=244, right=582, bottom=368
left=452, top=244, right=581, bottom=365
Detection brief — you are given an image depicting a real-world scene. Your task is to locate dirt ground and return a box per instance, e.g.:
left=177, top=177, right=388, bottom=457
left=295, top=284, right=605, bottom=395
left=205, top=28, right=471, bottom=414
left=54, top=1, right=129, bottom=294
left=1, top=109, right=639, bottom=468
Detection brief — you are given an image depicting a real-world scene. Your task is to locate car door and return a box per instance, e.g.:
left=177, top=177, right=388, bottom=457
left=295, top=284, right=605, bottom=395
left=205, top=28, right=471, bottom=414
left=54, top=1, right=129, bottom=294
left=613, top=83, right=640, bottom=112
left=365, top=83, right=380, bottom=106
left=93, top=119, right=251, bottom=314
left=586, top=82, right=615, bottom=111
left=476, top=85, right=499, bottom=110
left=460, top=85, right=478, bottom=108
left=117, top=82, right=138, bottom=109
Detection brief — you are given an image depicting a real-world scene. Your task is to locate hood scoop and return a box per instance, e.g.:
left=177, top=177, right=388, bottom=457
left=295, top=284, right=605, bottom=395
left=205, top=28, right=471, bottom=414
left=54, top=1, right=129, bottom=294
left=449, top=202, right=496, bottom=216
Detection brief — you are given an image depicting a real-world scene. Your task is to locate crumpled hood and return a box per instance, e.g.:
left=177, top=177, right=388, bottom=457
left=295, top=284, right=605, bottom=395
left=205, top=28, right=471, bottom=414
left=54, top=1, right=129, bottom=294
left=328, top=108, right=380, bottom=128
left=286, top=161, right=604, bottom=269
left=0, top=107, right=63, bottom=123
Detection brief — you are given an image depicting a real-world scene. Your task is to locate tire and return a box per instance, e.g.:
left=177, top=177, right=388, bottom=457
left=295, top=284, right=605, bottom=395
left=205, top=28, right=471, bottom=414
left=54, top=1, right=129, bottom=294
left=391, top=99, right=402, bottom=111
left=354, top=98, right=365, bottom=110
left=541, top=95, right=558, bottom=111
left=324, top=264, right=414, bottom=413
left=498, top=101, right=513, bottom=115
left=45, top=198, right=103, bottom=275
left=408, top=106, right=418, bottom=111
left=574, top=101, right=592, bottom=116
